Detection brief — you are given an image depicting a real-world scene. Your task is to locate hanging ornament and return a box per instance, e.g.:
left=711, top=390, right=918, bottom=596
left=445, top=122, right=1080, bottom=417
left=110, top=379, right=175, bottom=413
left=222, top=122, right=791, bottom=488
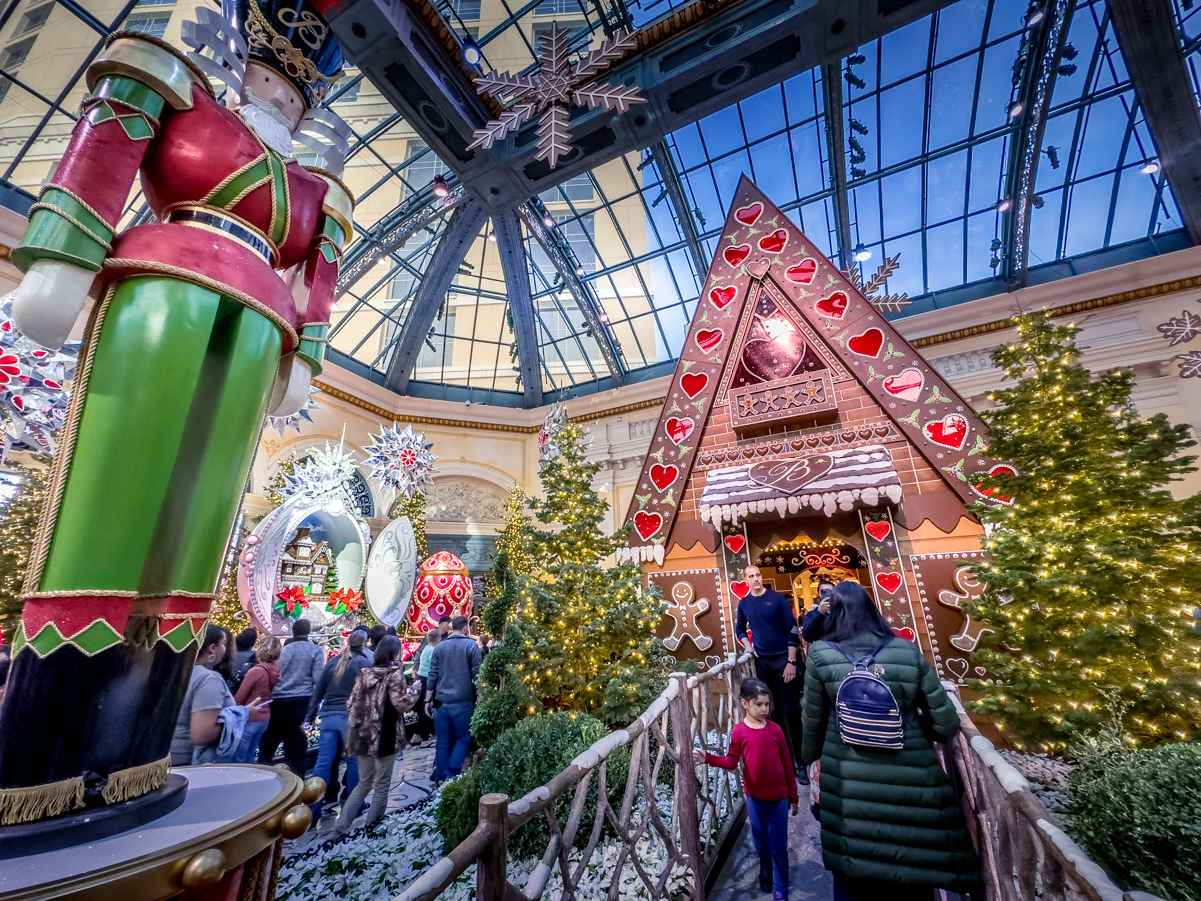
left=364, top=423, right=436, bottom=499
left=264, top=384, right=320, bottom=436
left=282, top=440, right=360, bottom=501
left=537, top=403, right=568, bottom=465
left=0, top=299, right=80, bottom=459
left=274, top=584, right=309, bottom=619
left=326, top=587, right=364, bottom=617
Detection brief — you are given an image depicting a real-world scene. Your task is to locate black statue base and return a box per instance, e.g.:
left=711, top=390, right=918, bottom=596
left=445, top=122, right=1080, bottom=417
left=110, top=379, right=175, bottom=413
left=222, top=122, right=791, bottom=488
left=0, top=773, right=188, bottom=860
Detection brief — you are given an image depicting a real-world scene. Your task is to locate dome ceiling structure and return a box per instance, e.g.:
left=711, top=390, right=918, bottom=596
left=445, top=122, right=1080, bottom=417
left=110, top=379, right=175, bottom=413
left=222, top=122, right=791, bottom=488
left=0, top=0, right=1196, bottom=407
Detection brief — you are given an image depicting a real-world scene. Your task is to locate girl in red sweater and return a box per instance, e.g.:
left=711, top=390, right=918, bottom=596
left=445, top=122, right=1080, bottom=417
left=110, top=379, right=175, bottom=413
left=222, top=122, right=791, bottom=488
left=694, top=678, right=797, bottom=900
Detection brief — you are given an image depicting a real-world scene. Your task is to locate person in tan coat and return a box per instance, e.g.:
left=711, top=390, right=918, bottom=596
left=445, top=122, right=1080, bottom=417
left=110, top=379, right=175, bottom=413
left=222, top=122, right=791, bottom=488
left=336, top=636, right=415, bottom=834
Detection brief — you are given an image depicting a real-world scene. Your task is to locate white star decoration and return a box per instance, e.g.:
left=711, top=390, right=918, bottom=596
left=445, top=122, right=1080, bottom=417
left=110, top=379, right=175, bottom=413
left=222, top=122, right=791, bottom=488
left=537, top=403, right=569, bottom=465
left=283, top=441, right=360, bottom=500
left=265, top=384, right=320, bottom=437
left=467, top=22, right=645, bottom=170
left=365, top=423, right=436, bottom=499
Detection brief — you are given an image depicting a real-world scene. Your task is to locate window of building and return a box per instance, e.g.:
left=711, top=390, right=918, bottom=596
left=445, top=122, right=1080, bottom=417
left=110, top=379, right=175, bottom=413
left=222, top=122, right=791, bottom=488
left=404, top=140, right=450, bottom=196
left=124, top=13, right=171, bottom=38
left=15, top=4, right=51, bottom=37
left=531, top=213, right=596, bottom=275
left=532, top=19, right=586, bottom=49
left=540, top=172, right=594, bottom=205
left=0, top=35, right=35, bottom=102
left=539, top=299, right=587, bottom=362
left=418, top=307, right=456, bottom=370
left=534, top=0, right=580, bottom=15
left=441, top=0, right=481, bottom=21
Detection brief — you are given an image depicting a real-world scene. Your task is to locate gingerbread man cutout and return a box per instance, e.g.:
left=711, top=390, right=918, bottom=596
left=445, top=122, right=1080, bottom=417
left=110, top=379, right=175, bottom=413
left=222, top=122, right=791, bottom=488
left=937, top=565, right=991, bottom=652
left=663, top=581, right=713, bottom=652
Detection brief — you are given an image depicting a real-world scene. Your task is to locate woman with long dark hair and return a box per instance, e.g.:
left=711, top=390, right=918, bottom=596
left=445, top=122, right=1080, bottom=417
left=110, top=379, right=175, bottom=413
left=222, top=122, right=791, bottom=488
left=336, top=636, right=415, bottom=834
left=801, top=581, right=978, bottom=900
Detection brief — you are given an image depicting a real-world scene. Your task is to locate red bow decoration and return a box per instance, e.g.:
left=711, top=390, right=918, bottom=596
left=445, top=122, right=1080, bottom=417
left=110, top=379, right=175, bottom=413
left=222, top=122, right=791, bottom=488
left=275, top=585, right=310, bottom=618
left=327, top=587, right=364, bottom=616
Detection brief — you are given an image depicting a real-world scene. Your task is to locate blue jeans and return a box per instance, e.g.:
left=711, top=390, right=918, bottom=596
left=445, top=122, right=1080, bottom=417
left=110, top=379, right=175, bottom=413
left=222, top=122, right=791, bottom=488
left=234, top=719, right=268, bottom=763
left=309, top=712, right=359, bottom=819
left=747, top=796, right=790, bottom=896
left=432, top=702, right=473, bottom=782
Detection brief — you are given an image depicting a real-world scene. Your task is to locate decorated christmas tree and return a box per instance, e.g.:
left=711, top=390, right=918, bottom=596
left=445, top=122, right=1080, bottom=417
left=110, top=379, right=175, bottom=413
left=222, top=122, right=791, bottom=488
left=264, top=453, right=299, bottom=507
left=472, top=408, right=668, bottom=745
left=482, top=485, right=531, bottom=635
left=0, top=463, right=48, bottom=639
left=969, top=311, right=1201, bottom=750
left=323, top=558, right=339, bottom=596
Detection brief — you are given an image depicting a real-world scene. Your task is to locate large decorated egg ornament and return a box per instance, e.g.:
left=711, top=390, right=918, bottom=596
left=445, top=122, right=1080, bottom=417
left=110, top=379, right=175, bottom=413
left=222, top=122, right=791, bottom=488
left=410, top=551, right=474, bottom=635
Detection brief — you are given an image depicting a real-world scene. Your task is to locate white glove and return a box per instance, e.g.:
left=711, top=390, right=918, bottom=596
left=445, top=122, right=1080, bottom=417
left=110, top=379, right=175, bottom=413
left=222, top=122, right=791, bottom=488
left=9, top=260, right=94, bottom=350
left=266, top=353, right=313, bottom=418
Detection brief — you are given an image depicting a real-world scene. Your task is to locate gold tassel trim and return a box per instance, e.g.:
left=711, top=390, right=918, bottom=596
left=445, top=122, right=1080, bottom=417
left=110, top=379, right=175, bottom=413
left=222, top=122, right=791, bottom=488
left=0, top=774, right=85, bottom=826
left=101, top=754, right=169, bottom=805
left=0, top=755, right=171, bottom=826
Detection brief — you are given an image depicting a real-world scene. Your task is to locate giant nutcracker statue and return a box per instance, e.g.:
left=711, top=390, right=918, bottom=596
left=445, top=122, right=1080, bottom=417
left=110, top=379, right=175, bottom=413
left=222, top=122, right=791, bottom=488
left=0, top=0, right=353, bottom=828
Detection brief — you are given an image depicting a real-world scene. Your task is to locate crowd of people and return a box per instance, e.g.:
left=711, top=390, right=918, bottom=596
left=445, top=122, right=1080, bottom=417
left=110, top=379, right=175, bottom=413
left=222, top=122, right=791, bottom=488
left=724, top=570, right=977, bottom=901
left=169, top=613, right=485, bottom=836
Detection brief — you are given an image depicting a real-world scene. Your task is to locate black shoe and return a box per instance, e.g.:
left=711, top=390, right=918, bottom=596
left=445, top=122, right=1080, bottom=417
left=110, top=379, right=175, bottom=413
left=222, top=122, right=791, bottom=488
left=758, top=862, right=772, bottom=892
left=797, top=769, right=810, bottom=786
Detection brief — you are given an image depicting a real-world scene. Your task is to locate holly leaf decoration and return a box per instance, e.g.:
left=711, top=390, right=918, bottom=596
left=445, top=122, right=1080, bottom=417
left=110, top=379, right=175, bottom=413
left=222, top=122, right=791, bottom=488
left=1158, top=310, right=1201, bottom=347
left=1178, top=350, right=1201, bottom=379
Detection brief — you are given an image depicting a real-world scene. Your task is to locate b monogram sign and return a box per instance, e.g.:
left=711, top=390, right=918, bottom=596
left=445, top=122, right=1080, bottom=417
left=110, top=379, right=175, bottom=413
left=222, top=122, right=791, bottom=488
left=747, top=455, right=833, bottom=495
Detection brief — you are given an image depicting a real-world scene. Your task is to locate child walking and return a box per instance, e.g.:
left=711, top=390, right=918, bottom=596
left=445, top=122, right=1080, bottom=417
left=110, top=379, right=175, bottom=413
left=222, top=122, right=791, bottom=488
left=694, top=678, right=797, bottom=899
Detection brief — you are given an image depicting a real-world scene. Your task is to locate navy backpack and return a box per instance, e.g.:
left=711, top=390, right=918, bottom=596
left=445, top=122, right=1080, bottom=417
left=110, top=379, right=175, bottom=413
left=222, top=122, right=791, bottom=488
left=828, top=639, right=904, bottom=751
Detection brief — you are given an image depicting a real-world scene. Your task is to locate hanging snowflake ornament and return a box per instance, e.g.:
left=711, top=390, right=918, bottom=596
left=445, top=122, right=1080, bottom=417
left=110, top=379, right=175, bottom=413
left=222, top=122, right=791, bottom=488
left=265, top=384, right=320, bottom=437
left=467, top=23, right=645, bottom=169
left=283, top=441, right=360, bottom=500
left=843, top=255, right=911, bottom=313
left=1177, top=350, right=1201, bottom=379
left=1157, top=309, right=1201, bottom=348
left=0, top=299, right=80, bottom=459
left=365, top=423, right=436, bottom=500
left=538, top=403, right=569, bottom=465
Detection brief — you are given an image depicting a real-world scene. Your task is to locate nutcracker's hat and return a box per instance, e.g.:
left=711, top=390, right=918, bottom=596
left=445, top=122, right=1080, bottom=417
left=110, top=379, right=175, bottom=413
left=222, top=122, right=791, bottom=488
left=230, top=0, right=344, bottom=107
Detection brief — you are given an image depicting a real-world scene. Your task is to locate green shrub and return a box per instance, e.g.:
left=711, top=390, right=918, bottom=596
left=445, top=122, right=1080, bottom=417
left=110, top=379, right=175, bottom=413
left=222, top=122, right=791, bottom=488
left=1068, top=732, right=1201, bottom=901
left=434, top=711, right=629, bottom=858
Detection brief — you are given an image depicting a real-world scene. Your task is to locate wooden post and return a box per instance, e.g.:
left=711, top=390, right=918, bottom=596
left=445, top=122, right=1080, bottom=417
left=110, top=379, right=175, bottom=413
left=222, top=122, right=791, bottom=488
left=671, top=673, right=706, bottom=901
left=475, top=793, right=509, bottom=901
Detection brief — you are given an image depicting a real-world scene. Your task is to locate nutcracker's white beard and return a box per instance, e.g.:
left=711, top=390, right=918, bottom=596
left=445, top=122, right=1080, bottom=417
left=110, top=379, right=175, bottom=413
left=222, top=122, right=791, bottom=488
left=238, top=91, right=296, bottom=159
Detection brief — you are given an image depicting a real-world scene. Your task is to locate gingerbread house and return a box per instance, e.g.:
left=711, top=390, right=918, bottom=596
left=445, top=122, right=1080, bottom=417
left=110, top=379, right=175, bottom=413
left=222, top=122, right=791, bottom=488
left=618, top=177, right=1012, bottom=686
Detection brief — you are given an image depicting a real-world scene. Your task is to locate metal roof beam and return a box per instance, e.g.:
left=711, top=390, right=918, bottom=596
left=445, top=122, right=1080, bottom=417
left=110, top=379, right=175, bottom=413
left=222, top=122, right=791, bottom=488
left=648, top=140, right=708, bottom=280
left=492, top=209, right=544, bottom=406
left=821, top=61, right=853, bottom=269
left=1107, top=0, right=1201, bottom=243
left=383, top=198, right=488, bottom=393
left=519, top=200, right=627, bottom=383
left=1002, top=0, right=1075, bottom=288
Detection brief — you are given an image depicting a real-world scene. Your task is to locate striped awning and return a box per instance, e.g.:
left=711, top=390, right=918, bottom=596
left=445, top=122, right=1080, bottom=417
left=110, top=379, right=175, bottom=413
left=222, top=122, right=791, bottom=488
left=699, top=444, right=902, bottom=526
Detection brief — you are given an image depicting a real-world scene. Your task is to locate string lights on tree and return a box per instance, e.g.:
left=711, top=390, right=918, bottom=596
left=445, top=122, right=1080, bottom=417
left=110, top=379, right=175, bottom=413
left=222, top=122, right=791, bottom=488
left=0, top=463, right=48, bottom=638
left=968, top=311, right=1201, bottom=750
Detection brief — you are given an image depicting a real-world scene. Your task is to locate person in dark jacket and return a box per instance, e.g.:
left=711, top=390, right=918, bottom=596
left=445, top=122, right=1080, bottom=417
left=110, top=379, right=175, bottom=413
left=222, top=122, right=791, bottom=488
left=427, top=616, right=482, bottom=782
left=258, top=618, right=324, bottom=775
left=307, top=629, right=372, bottom=821
left=801, top=581, right=978, bottom=900
left=801, top=582, right=835, bottom=643
left=230, top=626, right=258, bottom=689
left=736, top=564, right=805, bottom=779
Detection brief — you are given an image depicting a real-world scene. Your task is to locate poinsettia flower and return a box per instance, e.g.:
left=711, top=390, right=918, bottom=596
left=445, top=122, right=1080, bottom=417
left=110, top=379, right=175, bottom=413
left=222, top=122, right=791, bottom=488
left=0, top=353, right=22, bottom=387
left=274, top=584, right=310, bottom=617
left=327, top=587, right=363, bottom=615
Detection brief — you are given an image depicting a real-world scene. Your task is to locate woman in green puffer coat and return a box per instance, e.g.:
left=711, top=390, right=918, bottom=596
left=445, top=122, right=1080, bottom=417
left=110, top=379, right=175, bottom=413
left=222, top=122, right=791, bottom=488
left=801, top=581, right=979, bottom=900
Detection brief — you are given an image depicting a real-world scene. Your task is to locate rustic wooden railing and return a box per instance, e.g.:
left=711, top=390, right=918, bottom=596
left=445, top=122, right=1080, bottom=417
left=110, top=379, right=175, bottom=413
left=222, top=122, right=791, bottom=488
left=944, top=689, right=1164, bottom=901
left=397, top=651, right=755, bottom=901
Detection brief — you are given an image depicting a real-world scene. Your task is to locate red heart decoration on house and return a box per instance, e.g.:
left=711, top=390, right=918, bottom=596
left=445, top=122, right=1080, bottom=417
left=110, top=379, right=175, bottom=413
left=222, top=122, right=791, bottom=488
left=724, top=535, right=746, bottom=555
left=892, top=626, right=916, bottom=642
left=864, top=520, right=891, bottom=542
left=758, top=229, right=787, bottom=254
left=923, top=414, right=969, bottom=451
left=665, top=417, right=695, bottom=445
left=695, top=328, right=724, bottom=353
left=815, top=292, right=848, bottom=319
left=847, top=327, right=884, bottom=358
left=786, top=259, right=817, bottom=284
left=634, top=510, right=663, bottom=541
left=735, top=202, right=763, bottom=225
left=875, top=571, right=902, bottom=595
left=882, top=367, right=925, bottom=402
left=973, top=463, right=1018, bottom=505
left=730, top=580, right=750, bottom=600
left=709, top=285, right=737, bottom=310
left=649, top=463, right=679, bottom=492
left=681, top=372, right=708, bottom=398
left=724, top=244, right=750, bottom=267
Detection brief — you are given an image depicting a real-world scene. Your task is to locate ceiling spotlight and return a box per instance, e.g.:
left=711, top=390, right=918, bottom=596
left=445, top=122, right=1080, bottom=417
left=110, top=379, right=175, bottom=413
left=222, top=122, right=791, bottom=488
left=1025, top=4, right=1044, bottom=27
left=542, top=214, right=554, bottom=227
left=488, top=232, right=496, bottom=241
left=1141, top=159, right=1161, bottom=175
left=575, top=266, right=586, bottom=276
left=996, top=197, right=1013, bottom=213
left=431, top=174, right=450, bottom=198
left=461, top=37, right=482, bottom=67
left=852, top=242, right=871, bottom=262
left=1008, top=101, right=1023, bottom=119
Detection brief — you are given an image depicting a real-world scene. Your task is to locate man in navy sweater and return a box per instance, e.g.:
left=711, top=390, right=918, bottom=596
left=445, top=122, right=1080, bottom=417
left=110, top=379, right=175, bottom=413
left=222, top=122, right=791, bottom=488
left=735, top=565, right=806, bottom=780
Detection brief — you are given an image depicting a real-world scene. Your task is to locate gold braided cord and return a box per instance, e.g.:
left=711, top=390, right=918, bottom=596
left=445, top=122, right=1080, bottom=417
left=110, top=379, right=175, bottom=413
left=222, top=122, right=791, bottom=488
left=281, top=152, right=293, bottom=247
left=27, top=203, right=113, bottom=253
left=103, top=259, right=299, bottom=349
left=100, top=755, right=169, bottom=805
left=46, top=184, right=120, bottom=232
left=244, top=1, right=338, bottom=88
left=201, top=154, right=269, bottom=207
left=23, top=287, right=114, bottom=595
